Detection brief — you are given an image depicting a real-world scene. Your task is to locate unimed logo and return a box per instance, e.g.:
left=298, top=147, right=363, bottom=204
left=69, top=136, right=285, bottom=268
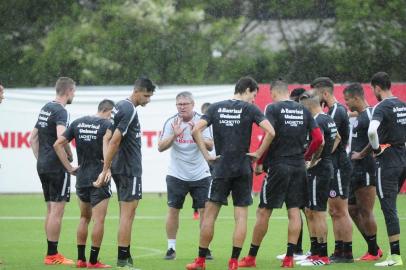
left=0, top=130, right=162, bottom=149
left=0, top=131, right=31, bottom=148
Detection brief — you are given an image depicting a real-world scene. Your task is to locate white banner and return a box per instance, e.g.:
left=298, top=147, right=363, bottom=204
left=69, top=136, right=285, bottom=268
left=0, top=85, right=233, bottom=193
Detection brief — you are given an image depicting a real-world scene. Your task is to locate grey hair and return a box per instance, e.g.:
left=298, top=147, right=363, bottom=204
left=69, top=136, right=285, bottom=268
left=176, top=91, right=194, bottom=101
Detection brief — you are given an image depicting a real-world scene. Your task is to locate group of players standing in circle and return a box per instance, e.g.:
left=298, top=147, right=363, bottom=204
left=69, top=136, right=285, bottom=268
left=24, top=71, right=405, bottom=270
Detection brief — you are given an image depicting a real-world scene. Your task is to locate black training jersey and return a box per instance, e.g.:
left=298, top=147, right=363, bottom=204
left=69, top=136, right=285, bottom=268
left=372, top=97, right=406, bottom=167
left=265, top=100, right=317, bottom=166
left=63, top=116, right=113, bottom=188
left=351, top=107, right=373, bottom=153
left=315, top=113, right=337, bottom=160
left=328, top=102, right=350, bottom=152
left=111, top=99, right=142, bottom=176
left=201, top=99, right=265, bottom=178
left=34, top=101, right=69, bottom=173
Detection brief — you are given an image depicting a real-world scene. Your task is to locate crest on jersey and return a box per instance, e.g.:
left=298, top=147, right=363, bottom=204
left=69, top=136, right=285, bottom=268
left=329, top=190, right=337, bottom=198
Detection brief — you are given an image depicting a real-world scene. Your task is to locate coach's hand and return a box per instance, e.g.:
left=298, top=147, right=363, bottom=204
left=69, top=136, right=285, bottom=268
left=172, top=117, right=187, bottom=137
left=206, top=154, right=221, bottom=165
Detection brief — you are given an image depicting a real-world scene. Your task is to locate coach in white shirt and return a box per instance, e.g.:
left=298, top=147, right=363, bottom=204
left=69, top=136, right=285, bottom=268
left=158, top=91, right=214, bottom=260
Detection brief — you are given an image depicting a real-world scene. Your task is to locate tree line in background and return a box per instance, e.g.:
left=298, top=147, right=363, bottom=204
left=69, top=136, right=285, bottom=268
left=1, top=0, right=405, bottom=87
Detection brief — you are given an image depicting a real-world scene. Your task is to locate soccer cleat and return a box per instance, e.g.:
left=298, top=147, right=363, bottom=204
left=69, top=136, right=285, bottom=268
left=164, top=248, right=176, bottom=260
left=296, top=255, right=319, bottom=265
left=238, top=256, right=256, bottom=267
left=87, top=261, right=112, bottom=268
left=277, top=252, right=310, bottom=261
left=329, top=252, right=354, bottom=263
left=206, top=249, right=214, bottom=260
left=281, top=256, right=294, bottom=268
left=186, top=257, right=206, bottom=270
left=357, top=249, right=384, bottom=261
left=375, top=254, right=403, bottom=267
left=229, top=258, right=239, bottom=270
left=44, top=253, right=75, bottom=265
left=117, top=258, right=139, bottom=270
left=76, top=259, right=87, bottom=268
left=127, top=256, right=133, bottom=266
left=300, top=256, right=330, bottom=266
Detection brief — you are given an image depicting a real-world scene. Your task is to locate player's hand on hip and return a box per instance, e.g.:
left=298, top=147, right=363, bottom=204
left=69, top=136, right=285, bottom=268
left=373, top=144, right=391, bottom=157
left=93, top=170, right=108, bottom=188
left=68, top=166, right=80, bottom=176
left=351, top=151, right=363, bottom=160
left=246, top=151, right=260, bottom=162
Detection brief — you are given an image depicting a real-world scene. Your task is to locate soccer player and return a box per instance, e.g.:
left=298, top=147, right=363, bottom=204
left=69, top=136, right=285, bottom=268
left=158, top=92, right=213, bottom=260
left=238, top=80, right=323, bottom=268
left=95, top=77, right=155, bottom=269
left=290, top=87, right=306, bottom=102
left=311, top=77, right=354, bottom=263
left=368, top=72, right=406, bottom=267
left=343, top=83, right=382, bottom=261
left=281, top=87, right=307, bottom=259
left=54, top=99, right=115, bottom=268
left=186, top=76, right=275, bottom=270
left=29, top=77, right=76, bottom=265
left=299, top=91, right=340, bottom=266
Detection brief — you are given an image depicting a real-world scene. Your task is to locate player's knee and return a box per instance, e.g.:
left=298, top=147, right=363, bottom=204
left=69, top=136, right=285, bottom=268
left=256, top=208, right=270, bottom=221
left=329, top=207, right=345, bottom=219
left=305, top=209, right=314, bottom=220
left=80, top=214, right=91, bottom=224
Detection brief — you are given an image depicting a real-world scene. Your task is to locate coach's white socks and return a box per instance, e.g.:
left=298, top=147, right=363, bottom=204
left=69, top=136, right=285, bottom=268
left=168, top=239, right=176, bottom=250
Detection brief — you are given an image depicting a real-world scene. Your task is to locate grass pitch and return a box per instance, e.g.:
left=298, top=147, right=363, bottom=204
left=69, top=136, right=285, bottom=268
left=0, top=193, right=405, bottom=269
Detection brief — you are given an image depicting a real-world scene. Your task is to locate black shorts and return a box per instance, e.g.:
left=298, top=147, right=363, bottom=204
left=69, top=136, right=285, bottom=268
left=330, top=150, right=352, bottom=199
left=76, top=185, right=112, bottom=207
left=112, top=174, right=142, bottom=202
left=166, top=175, right=210, bottom=209
left=259, top=163, right=307, bottom=209
left=348, top=158, right=376, bottom=205
left=375, top=160, right=406, bottom=200
left=208, top=174, right=253, bottom=207
left=307, top=160, right=333, bottom=211
left=39, top=172, right=71, bottom=202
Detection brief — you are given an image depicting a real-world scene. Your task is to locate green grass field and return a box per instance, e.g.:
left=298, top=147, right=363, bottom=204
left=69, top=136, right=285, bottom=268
left=0, top=193, right=405, bottom=270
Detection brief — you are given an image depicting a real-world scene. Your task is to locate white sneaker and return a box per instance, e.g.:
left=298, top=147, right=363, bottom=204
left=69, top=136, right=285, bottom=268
left=276, top=252, right=310, bottom=261
left=375, top=254, right=403, bottom=267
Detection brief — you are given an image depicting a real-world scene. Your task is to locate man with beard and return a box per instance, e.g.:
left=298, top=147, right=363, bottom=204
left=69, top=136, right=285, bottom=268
left=30, top=77, right=76, bottom=265
left=368, top=72, right=406, bottom=267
